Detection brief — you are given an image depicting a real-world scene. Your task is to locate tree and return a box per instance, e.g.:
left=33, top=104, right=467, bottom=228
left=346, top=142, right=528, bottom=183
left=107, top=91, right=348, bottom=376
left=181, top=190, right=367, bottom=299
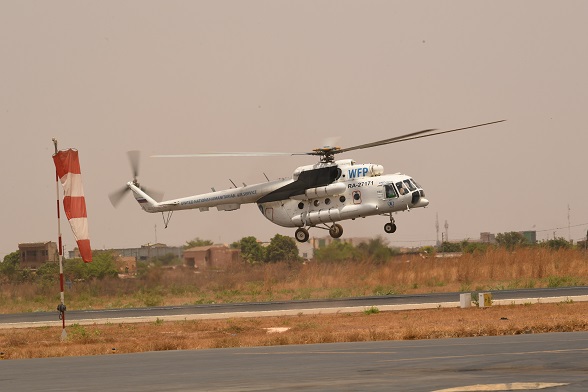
left=461, top=241, right=490, bottom=254
left=439, top=241, right=461, bottom=253
left=233, top=236, right=265, bottom=263
left=541, top=237, right=571, bottom=251
left=314, top=240, right=360, bottom=262
left=64, top=251, right=118, bottom=280
left=0, top=251, right=20, bottom=278
left=356, top=236, right=397, bottom=263
left=264, top=234, right=300, bottom=263
left=183, top=237, right=213, bottom=249
left=495, top=232, right=528, bottom=250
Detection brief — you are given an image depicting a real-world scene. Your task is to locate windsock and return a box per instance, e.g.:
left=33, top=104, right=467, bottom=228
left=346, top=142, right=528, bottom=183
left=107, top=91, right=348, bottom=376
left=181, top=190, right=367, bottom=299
left=52, top=149, right=92, bottom=262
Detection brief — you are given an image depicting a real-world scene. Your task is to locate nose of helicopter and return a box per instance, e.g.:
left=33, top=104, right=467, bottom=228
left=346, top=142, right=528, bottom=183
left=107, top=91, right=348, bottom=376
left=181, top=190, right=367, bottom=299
left=414, top=197, right=429, bottom=208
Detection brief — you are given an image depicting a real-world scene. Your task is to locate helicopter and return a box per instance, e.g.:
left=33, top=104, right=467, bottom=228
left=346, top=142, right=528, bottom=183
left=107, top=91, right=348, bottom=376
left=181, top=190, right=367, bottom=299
left=110, top=120, right=504, bottom=242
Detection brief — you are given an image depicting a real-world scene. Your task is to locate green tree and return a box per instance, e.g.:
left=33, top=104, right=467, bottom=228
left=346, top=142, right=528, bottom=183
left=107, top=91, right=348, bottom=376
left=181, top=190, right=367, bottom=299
left=357, top=237, right=397, bottom=263
left=314, top=240, right=360, bottom=262
left=0, top=251, right=20, bottom=278
left=184, top=237, right=213, bottom=249
left=35, top=260, right=59, bottom=283
left=439, top=241, right=461, bottom=252
left=495, top=232, right=528, bottom=250
left=233, top=236, right=265, bottom=263
left=264, top=234, right=300, bottom=263
left=541, top=237, right=571, bottom=251
left=461, top=241, right=490, bottom=254
left=64, top=251, right=118, bottom=280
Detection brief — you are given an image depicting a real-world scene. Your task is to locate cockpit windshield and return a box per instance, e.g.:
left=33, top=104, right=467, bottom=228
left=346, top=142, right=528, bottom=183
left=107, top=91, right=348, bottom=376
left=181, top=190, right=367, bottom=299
left=403, top=179, right=417, bottom=191
left=410, top=179, right=422, bottom=189
left=396, top=181, right=408, bottom=195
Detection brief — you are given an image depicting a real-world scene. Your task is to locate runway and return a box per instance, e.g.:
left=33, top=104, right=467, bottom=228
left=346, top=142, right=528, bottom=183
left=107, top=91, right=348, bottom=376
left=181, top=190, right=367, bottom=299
left=2, top=332, right=588, bottom=391
left=1, top=286, right=587, bottom=328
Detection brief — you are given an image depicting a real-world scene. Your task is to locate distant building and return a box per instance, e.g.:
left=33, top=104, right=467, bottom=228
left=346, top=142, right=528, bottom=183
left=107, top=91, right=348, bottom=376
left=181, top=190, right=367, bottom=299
left=520, top=231, right=537, bottom=244
left=480, top=232, right=496, bottom=244
left=296, top=239, right=314, bottom=260
left=310, top=237, right=372, bottom=249
left=479, top=231, right=537, bottom=245
left=183, top=244, right=240, bottom=270
left=69, top=243, right=183, bottom=261
left=18, top=242, right=58, bottom=270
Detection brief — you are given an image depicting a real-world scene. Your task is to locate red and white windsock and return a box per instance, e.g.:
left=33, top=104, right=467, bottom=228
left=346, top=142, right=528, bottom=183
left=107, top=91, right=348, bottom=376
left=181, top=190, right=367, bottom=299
left=52, top=149, right=92, bottom=263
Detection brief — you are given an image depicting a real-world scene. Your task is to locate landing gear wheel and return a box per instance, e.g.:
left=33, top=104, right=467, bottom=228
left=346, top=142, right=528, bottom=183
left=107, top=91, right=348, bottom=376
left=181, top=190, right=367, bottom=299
left=384, top=223, right=397, bottom=234
left=295, top=228, right=310, bottom=243
left=329, top=224, right=343, bottom=239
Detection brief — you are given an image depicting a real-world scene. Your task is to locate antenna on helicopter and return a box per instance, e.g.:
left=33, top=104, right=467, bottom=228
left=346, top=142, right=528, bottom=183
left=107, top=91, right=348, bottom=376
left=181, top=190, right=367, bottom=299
left=263, top=173, right=270, bottom=182
left=229, top=179, right=237, bottom=188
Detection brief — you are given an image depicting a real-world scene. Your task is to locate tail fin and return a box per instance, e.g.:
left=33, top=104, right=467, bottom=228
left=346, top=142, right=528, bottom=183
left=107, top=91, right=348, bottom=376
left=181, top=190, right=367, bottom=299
left=128, top=182, right=160, bottom=212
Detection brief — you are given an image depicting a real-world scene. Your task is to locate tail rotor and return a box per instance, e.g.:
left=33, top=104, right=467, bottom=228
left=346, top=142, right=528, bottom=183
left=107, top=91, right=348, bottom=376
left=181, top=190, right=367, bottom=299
left=108, top=151, right=163, bottom=207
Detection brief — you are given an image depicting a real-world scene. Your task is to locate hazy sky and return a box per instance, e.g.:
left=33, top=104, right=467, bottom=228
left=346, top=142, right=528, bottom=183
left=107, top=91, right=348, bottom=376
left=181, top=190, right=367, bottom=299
left=2, top=1, right=587, bottom=258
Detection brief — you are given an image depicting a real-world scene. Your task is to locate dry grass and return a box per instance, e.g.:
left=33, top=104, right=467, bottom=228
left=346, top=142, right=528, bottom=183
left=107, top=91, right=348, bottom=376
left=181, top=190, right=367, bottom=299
left=1, top=301, right=587, bottom=359
left=2, top=248, right=587, bottom=313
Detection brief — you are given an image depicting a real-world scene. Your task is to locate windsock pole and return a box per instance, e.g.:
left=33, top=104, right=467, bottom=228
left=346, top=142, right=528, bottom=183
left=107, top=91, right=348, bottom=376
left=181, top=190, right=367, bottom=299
left=52, top=138, right=67, bottom=341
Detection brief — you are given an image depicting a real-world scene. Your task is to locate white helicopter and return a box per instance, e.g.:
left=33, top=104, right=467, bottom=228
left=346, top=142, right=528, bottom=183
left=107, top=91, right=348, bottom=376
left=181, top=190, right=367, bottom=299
left=110, top=120, right=504, bottom=242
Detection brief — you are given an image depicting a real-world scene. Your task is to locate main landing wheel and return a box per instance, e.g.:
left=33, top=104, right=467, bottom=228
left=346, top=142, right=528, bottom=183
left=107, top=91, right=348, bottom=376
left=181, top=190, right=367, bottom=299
left=329, top=223, right=343, bottom=239
left=295, top=227, right=310, bottom=243
left=384, top=222, right=397, bottom=234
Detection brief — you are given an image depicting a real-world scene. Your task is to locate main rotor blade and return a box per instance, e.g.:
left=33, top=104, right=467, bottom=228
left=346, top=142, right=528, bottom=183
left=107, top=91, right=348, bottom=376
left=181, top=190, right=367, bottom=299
left=108, top=186, right=130, bottom=208
left=128, top=150, right=140, bottom=179
left=387, top=119, right=506, bottom=144
left=151, top=152, right=306, bottom=158
left=336, top=128, right=437, bottom=154
left=337, top=120, right=505, bottom=154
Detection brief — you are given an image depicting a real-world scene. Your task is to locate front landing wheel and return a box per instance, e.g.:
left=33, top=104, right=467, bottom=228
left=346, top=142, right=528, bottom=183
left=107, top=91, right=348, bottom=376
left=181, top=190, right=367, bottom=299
left=384, top=223, right=397, bottom=234
left=329, top=223, right=343, bottom=239
left=295, top=228, right=310, bottom=242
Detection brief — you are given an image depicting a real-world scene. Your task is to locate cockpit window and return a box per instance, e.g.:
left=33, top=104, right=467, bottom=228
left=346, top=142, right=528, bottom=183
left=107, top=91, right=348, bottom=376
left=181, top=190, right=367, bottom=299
left=403, top=179, right=416, bottom=191
left=410, top=179, right=422, bottom=189
left=396, top=182, right=408, bottom=195
left=385, top=184, right=398, bottom=198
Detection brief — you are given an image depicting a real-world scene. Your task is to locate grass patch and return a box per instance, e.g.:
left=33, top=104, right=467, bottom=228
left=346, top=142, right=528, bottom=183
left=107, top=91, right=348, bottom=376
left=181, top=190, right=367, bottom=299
left=364, top=306, right=380, bottom=315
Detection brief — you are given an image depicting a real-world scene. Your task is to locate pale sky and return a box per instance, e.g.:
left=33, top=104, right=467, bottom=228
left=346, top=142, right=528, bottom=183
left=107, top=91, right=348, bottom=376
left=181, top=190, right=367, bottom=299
left=1, top=1, right=587, bottom=258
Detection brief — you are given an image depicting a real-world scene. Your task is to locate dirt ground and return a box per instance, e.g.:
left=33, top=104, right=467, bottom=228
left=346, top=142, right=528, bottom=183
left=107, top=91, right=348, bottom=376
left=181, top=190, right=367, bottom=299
left=1, top=300, right=587, bottom=360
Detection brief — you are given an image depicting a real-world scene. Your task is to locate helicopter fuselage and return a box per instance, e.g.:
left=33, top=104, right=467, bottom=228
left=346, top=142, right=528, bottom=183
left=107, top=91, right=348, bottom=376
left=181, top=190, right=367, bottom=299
left=128, top=159, right=428, bottom=240
left=256, top=159, right=428, bottom=228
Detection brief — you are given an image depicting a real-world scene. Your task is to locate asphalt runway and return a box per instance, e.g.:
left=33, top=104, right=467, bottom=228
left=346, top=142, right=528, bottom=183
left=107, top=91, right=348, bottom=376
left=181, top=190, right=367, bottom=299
left=2, top=286, right=587, bottom=328
left=2, top=332, right=588, bottom=391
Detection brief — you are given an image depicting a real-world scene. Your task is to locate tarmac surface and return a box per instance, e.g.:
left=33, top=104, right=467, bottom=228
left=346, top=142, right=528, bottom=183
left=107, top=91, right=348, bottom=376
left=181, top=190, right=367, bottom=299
left=2, top=332, right=588, bottom=391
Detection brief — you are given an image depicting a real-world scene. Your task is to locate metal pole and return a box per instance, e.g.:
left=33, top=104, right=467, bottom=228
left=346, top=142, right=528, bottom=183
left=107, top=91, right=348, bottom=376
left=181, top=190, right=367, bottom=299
left=52, top=138, right=67, bottom=341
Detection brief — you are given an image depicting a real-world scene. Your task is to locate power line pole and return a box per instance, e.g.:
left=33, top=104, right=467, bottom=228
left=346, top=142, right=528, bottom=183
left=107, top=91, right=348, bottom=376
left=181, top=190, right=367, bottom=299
left=435, top=213, right=440, bottom=247
left=567, top=204, right=571, bottom=242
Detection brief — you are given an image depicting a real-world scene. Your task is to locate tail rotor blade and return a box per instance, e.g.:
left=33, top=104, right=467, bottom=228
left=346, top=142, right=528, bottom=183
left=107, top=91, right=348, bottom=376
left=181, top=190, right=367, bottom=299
left=128, top=150, right=140, bottom=179
left=109, top=186, right=130, bottom=208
